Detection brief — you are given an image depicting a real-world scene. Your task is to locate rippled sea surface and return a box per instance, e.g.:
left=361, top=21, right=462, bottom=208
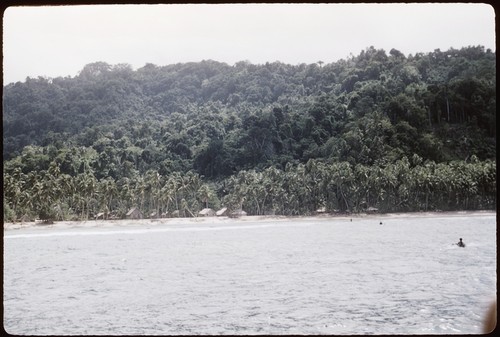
left=4, top=214, right=496, bottom=335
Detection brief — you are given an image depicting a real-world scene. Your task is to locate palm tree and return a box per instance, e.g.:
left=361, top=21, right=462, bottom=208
left=46, top=161, right=69, bottom=220
left=180, top=198, right=194, bottom=217
left=134, top=175, right=147, bottom=212
left=167, top=172, right=182, bottom=212
left=325, top=161, right=354, bottom=212
left=98, top=177, right=118, bottom=218
left=55, top=173, right=74, bottom=220
left=262, top=166, right=284, bottom=215
left=222, top=173, right=251, bottom=213
left=3, top=171, right=23, bottom=220
left=197, top=183, right=214, bottom=209
left=145, top=170, right=162, bottom=215
left=115, top=177, right=134, bottom=217
left=77, top=173, right=97, bottom=220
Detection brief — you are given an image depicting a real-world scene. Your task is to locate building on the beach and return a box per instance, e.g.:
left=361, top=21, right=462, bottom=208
left=216, top=207, right=228, bottom=216
left=315, top=207, right=327, bottom=214
left=229, top=209, right=247, bottom=218
left=126, top=207, right=143, bottom=219
left=18, top=214, right=32, bottom=223
left=198, top=208, right=215, bottom=217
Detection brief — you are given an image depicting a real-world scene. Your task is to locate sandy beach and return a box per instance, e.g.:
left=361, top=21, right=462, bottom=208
left=4, top=210, right=495, bottom=231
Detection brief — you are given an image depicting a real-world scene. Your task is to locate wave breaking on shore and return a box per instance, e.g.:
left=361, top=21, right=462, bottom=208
left=4, top=210, right=495, bottom=232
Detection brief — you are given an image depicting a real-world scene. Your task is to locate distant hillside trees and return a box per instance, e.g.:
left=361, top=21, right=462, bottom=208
left=3, top=46, right=496, bottom=221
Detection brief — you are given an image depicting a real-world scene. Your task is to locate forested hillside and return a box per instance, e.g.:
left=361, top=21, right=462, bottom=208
left=3, top=46, right=496, bottom=221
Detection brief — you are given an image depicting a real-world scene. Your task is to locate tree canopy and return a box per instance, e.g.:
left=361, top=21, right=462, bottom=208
left=3, top=46, right=496, bottom=221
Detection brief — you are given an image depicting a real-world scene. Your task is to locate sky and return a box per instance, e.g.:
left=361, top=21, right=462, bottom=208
left=2, top=3, right=496, bottom=85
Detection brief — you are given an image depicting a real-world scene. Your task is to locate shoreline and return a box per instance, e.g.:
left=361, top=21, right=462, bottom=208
left=3, top=210, right=496, bottom=231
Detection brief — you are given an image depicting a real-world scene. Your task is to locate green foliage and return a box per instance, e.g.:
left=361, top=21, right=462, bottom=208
left=2, top=46, right=496, bottom=220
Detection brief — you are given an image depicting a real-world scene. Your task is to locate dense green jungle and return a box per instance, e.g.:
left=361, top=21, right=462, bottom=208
left=2, top=46, right=496, bottom=221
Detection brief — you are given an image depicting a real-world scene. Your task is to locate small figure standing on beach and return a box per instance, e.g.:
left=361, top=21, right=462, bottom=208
left=457, top=238, right=465, bottom=247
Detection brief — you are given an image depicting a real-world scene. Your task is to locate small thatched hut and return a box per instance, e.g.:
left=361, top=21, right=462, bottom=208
left=198, top=208, right=215, bottom=217
left=315, top=207, right=327, bottom=214
left=18, top=214, right=32, bottom=224
left=229, top=209, right=247, bottom=218
left=216, top=207, right=228, bottom=216
left=126, top=207, right=143, bottom=219
left=19, top=214, right=31, bottom=221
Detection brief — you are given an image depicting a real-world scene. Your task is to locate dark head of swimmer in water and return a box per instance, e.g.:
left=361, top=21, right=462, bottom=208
left=457, top=238, right=465, bottom=247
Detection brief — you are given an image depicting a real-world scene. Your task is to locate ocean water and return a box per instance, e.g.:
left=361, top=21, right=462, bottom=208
left=3, top=214, right=496, bottom=335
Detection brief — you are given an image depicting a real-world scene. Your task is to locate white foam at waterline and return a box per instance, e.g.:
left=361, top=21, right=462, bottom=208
left=4, top=222, right=315, bottom=239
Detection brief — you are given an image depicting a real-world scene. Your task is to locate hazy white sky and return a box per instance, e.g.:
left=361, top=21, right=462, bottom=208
left=2, top=3, right=496, bottom=84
